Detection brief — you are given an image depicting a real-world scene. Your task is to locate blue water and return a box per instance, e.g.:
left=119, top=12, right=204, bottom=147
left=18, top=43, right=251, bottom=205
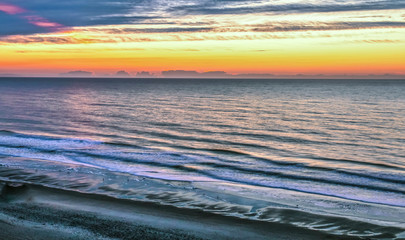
left=0, top=78, right=404, bottom=238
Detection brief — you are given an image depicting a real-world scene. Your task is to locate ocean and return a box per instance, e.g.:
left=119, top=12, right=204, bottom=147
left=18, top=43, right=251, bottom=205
left=0, top=77, right=404, bottom=238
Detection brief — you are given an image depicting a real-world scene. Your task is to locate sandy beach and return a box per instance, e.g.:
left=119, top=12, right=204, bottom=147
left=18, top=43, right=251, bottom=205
left=0, top=180, right=363, bottom=240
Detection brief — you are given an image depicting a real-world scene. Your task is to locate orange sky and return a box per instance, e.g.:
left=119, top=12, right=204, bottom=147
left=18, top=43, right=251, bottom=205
left=0, top=1, right=404, bottom=77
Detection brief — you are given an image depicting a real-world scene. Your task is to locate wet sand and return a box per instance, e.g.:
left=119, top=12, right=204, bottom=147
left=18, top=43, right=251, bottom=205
left=0, top=180, right=361, bottom=240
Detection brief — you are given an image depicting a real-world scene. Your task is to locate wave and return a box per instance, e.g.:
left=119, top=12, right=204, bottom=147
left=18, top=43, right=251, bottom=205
left=83, top=123, right=405, bottom=172
left=0, top=130, right=404, bottom=208
left=1, top=130, right=405, bottom=239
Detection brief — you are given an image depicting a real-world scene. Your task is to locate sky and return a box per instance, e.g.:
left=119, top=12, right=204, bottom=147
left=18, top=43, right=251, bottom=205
left=0, top=0, right=404, bottom=77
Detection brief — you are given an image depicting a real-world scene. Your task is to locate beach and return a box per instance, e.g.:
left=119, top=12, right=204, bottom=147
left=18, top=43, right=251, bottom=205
left=0, top=180, right=357, bottom=240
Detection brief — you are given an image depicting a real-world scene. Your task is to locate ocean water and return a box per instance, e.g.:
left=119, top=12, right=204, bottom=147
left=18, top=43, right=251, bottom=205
left=0, top=78, right=404, bottom=238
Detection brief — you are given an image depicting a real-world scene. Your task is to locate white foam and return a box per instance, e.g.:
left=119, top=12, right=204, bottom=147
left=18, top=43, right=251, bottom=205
left=0, top=135, right=102, bottom=150
left=0, top=146, right=95, bottom=168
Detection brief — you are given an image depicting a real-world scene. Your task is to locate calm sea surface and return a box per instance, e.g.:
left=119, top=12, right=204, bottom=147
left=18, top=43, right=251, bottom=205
left=1, top=78, right=404, bottom=238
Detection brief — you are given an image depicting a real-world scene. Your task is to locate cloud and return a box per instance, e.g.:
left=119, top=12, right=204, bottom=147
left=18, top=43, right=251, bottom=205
left=200, top=71, right=230, bottom=77
left=4, top=1, right=176, bottom=31
left=0, top=2, right=63, bottom=35
left=24, top=15, right=62, bottom=28
left=249, top=21, right=405, bottom=32
left=60, top=70, right=93, bottom=77
left=115, top=70, right=130, bottom=77
left=0, top=73, right=20, bottom=77
left=0, top=0, right=404, bottom=37
left=168, top=0, right=405, bottom=15
left=0, top=0, right=159, bottom=35
left=0, top=3, right=25, bottom=14
left=358, top=39, right=402, bottom=43
left=162, top=70, right=200, bottom=78
left=3, top=18, right=403, bottom=45
left=0, top=36, right=86, bottom=44
left=135, top=71, right=155, bottom=78
left=0, top=15, right=48, bottom=36
left=105, top=27, right=213, bottom=34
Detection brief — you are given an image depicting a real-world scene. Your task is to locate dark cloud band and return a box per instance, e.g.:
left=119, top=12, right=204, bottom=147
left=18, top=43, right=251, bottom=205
left=0, top=0, right=404, bottom=36
left=169, top=0, right=405, bottom=15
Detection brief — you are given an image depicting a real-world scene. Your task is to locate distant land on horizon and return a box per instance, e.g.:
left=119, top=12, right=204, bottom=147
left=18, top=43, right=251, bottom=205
left=1, top=70, right=404, bottom=79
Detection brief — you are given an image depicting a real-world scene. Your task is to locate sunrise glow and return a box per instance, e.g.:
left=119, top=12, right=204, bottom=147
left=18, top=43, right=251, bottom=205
left=0, top=0, right=404, bottom=77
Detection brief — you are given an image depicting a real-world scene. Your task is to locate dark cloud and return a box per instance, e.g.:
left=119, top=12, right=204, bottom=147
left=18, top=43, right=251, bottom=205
left=200, top=71, right=229, bottom=77
left=249, top=21, right=405, bottom=32
left=0, top=36, right=105, bottom=44
left=105, top=27, right=213, bottom=34
left=0, top=0, right=404, bottom=36
left=169, top=0, right=405, bottom=15
left=0, top=73, right=20, bottom=77
left=115, top=70, right=130, bottom=77
left=0, top=0, right=160, bottom=35
left=60, top=70, right=93, bottom=77
left=2, top=19, right=403, bottom=44
left=162, top=70, right=200, bottom=78
left=0, top=14, right=52, bottom=35
left=135, top=71, right=155, bottom=78
left=162, top=70, right=231, bottom=78
left=5, top=0, right=151, bottom=24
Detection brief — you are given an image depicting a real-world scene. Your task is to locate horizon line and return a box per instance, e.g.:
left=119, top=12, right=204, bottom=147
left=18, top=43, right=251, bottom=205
left=1, top=69, right=405, bottom=80
left=1, top=75, right=405, bottom=80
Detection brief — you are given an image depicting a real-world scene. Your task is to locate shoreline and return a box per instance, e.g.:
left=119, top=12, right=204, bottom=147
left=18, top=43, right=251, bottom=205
left=0, top=180, right=363, bottom=240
